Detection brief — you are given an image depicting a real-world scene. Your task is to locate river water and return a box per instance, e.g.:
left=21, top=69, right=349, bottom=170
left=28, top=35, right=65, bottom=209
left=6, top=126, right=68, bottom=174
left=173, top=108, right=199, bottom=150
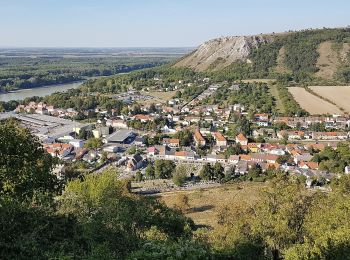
left=0, top=81, right=84, bottom=102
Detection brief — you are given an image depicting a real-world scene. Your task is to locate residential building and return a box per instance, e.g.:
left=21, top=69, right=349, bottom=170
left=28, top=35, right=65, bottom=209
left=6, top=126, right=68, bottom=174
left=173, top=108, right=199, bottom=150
left=68, top=139, right=85, bottom=148
left=127, top=154, right=143, bottom=171
left=134, top=114, right=153, bottom=122
left=44, top=143, right=73, bottom=159
left=213, top=132, right=227, bottom=147
left=228, top=155, right=240, bottom=164
left=312, top=132, right=348, bottom=140
left=162, top=138, right=180, bottom=148
left=235, top=133, right=248, bottom=146
left=194, top=129, right=206, bottom=147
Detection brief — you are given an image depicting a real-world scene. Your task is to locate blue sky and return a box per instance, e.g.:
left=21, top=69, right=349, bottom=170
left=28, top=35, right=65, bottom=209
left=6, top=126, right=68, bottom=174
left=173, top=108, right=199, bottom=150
left=0, top=0, right=349, bottom=47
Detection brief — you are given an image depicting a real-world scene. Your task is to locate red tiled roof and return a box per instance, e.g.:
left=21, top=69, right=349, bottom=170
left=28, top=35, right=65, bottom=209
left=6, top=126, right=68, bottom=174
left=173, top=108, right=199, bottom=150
left=134, top=114, right=152, bottom=120
left=194, top=129, right=205, bottom=142
left=163, top=138, right=180, bottom=144
left=236, top=133, right=248, bottom=142
left=239, top=154, right=251, bottom=161
left=299, top=161, right=319, bottom=170
left=213, top=132, right=226, bottom=142
left=175, top=151, right=186, bottom=157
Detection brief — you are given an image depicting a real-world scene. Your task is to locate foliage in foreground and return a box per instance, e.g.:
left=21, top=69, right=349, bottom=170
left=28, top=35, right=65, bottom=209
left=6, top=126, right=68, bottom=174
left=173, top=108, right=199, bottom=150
left=0, top=119, right=58, bottom=200
left=210, top=175, right=350, bottom=259
left=0, top=121, right=198, bottom=259
left=3, top=121, right=350, bottom=259
left=0, top=169, right=196, bottom=259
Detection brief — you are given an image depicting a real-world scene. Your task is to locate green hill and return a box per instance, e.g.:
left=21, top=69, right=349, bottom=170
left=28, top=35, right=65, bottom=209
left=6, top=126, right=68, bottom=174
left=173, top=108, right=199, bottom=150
left=175, top=28, right=350, bottom=84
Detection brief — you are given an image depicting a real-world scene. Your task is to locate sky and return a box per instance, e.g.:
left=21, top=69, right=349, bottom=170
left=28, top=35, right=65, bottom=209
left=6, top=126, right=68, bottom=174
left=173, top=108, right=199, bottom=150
left=0, top=0, right=349, bottom=47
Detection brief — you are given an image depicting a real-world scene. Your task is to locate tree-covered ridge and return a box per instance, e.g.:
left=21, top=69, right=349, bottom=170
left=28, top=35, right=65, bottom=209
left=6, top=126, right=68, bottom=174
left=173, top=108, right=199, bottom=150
left=252, top=28, right=350, bottom=82
left=81, top=66, right=201, bottom=93
left=249, top=28, right=349, bottom=74
left=0, top=55, right=173, bottom=92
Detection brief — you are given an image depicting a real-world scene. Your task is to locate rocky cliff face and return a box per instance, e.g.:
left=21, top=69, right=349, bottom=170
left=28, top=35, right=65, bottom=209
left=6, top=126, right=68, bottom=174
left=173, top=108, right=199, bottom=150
left=175, top=35, right=274, bottom=71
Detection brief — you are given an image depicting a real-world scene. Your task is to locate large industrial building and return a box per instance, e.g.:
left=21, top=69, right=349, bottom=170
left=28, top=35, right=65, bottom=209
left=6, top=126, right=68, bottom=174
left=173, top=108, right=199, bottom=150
left=0, top=112, right=91, bottom=140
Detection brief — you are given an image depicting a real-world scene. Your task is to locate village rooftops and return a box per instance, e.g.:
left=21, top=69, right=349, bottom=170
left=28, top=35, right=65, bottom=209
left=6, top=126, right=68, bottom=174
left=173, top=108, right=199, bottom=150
left=312, top=131, right=348, bottom=139
left=299, top=161, right=319, bottom=170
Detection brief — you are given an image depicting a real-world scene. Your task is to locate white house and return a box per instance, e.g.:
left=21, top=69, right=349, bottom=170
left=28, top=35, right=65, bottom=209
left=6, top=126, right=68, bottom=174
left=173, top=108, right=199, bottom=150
left=127, top=154, right=144, bottom=171
left=69, top=139, right=85, bottom=148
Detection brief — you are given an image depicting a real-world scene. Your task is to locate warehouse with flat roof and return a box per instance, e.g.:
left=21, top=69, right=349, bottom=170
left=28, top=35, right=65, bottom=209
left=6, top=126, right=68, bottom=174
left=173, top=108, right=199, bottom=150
left=0, top=112, right=91, bottom=139
left=104, top=129, right=135, bottom=144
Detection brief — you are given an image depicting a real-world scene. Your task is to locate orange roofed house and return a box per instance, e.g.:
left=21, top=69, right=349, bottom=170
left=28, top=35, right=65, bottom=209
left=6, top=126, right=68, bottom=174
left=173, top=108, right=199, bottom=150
left=236, top=133, right=248, bottom=146
left=133, top=114, right=153, bottom=123
left=194, top=129, right=206, bottom=147
left=44, top=143, right=73, bottom=159
left=299, top=161, right=319, bottom=170
left=213, top=132, right=227, bottom=147
left=162, top=138, right=180, bottom=148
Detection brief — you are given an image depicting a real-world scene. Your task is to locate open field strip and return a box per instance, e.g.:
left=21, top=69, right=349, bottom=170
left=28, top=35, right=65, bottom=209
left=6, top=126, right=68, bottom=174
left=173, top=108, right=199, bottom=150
left=140, top=90, right=176, bottom=105
left=160, top=182, right=265, bottom=229
left=288, top=87, right=342, bottom=115
left=144, top=90, right=177, bottom=100
left=309, top=86, right=350, bottom=113
left=268, top=84, right=285, bottom=113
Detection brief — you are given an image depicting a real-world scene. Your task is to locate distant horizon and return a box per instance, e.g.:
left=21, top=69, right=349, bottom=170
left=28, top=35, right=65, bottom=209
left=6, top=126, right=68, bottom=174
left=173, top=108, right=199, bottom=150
left=0, top=46, right=195, bottom=49
left=1, top=26, right=349, bottom=49
left=0, top=0, right=350, bottom=48
left=1, top=0, right=349, bottom=48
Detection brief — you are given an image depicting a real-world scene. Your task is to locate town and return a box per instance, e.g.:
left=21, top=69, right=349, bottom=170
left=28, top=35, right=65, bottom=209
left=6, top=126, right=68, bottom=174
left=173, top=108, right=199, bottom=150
left=2, top=3, right=350, bottom=258
left=1, top=76, right=350, bottom=193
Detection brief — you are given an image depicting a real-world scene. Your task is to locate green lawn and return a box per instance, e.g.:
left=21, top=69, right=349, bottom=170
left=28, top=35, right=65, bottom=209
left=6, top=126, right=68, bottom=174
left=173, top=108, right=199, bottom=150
left=268, top=84, right=285, bottom=113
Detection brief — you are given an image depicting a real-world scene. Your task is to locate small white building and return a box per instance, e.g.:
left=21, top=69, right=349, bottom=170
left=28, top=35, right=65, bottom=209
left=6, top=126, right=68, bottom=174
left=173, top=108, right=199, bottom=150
left=69, top=139, right=85, bottom=148
left=345, top=166, right=350, bottom=174
left=103, top=145, right=120, bottom=153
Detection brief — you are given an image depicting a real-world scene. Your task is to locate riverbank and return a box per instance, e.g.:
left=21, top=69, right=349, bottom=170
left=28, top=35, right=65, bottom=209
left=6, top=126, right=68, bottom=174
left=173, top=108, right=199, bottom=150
left=0, top=72, right=134, bottom=102
left=0, top=80, right=84, bottom=94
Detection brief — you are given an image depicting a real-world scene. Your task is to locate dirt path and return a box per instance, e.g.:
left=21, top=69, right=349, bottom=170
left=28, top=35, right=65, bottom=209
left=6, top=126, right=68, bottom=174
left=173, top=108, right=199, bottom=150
left=316, top=41, right=340, bottom=79
left=275, top=46, right=292, bottom=74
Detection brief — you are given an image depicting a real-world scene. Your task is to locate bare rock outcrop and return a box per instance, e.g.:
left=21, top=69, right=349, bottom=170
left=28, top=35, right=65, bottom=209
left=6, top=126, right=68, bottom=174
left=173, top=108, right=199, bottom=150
left=175, top=35, right=274, bottom=71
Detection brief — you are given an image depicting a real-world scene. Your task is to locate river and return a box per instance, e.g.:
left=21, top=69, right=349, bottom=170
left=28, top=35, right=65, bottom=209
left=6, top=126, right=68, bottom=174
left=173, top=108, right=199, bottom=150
left=0, top=81, right=84, bottom=102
